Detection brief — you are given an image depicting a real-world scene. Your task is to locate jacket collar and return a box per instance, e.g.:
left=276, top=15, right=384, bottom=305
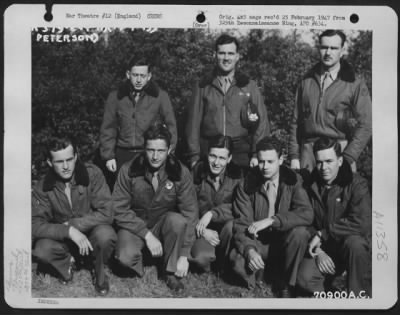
left=128, top=153, right=182, bottom=182
left=244, top=165, right=297, bottom=194
left=117, top=79, right=160, bottom=100
left=304, top=59, right=356, bottom=83
left=308, top=159, right=353, bottom=189
left=199, top=68, right=250, bottom=88
left=193, top=160, right=243, bottom=185
left=42, top=161, right=89, bottom=192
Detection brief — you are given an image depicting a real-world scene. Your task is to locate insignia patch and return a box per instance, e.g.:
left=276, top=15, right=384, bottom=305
left=165, top=181, right=174, bottom=190
left=238, top=92, right=251, bottom=98
left=336, top=198, right=341, bottom=202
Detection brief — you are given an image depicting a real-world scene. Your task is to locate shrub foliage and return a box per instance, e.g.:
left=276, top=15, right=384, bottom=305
left=32, top=28, right=372, bottom=183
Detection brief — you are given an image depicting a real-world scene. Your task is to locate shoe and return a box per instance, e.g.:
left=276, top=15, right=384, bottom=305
left=91, top=268, right=110, bottom=296
left=58, top=259, right=75, bottom=285
left=165, top=274, right=184, bottom=292
left=94, top=275, right=110, bottom=296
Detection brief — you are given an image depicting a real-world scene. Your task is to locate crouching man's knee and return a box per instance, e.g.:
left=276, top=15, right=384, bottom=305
left=33, top=238, right=66, bottom=264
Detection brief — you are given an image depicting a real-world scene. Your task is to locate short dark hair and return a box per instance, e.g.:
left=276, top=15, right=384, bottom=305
left=256, top=136, right=283, bottom=157
left=313, top=137, right=342, bottom=157
left=215, top=34, right=240, bottom=52
left=127, top=54, right=153, bottom=72
left=319, top=30, right=346, bottom=47
left=208, top=135, right=233, bottom=155
left=143, top=122, right=171, bottom=148
left=46, top=136, right=77, bottom=160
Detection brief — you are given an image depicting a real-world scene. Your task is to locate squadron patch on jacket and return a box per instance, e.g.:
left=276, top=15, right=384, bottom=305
left=165, top=180, right=174, bottom=190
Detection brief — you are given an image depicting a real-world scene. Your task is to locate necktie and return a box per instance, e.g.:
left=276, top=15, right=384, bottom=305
left=322, top=185, right=331, bottom=206
left=152, top=172, right=159, bottom=192
left=132, top=91, right=140, bottom=104
left=266, top=181, right=277, bottom=218
left=65, top=182, right=72, bottom=208
left=224, top=77, right=231, bottom=93
left=213, top=176, right=220, bottom=191
left=321, top=72, right=333, bottom=92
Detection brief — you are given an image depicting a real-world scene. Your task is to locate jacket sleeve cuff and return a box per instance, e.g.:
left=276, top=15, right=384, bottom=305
left=210, top=210, right=218, bottom=221
left=244, top=245, right=257, bottom=260
left=271, top=216, right=282, bottom=229
left=61, top=224, right=71, bottom=239
left=179, top=246, right=190, bottom=257
left=342, top=151, right=355, bottom=164
left=320, top=229, right=329, bottom=242
left=137, top=227, right=150, bottom=240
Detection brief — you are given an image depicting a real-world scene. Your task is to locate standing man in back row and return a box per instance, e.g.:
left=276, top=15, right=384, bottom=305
left=186, top=34, right=270, bottom=169
left=100, top=55, right=177, bottom=187
left=289, top=30, right=372, bottom=172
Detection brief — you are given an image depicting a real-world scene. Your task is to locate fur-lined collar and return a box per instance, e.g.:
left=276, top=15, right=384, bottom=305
left=199, top=69, right=250, bottom=88
left=306, top=159, right=353, bottom=188
left=42, top=161, right=89, bottom=192
left=117, top=79, right=159, bottom=100
left=244, top=165, right=297, bottom=194
left=193, top=160, right=243, bottom=185
left=128, top=154, right=182, bottom=182
left=304, top=60, right=356, bottom=83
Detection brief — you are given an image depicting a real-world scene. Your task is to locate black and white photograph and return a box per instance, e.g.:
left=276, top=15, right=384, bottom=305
left=3, top=4, right=397, bottom=309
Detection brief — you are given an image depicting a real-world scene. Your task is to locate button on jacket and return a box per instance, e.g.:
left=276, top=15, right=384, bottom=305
left=233, top=166, right=314, bottom=257
left=186, top=71, right=270, bottom=165
left=100, top=80, right=178, bottom=161
left=113, top=154, right=199, bottom=257
left=289, top=60, right=372, bottom=164
left=32, top=162, right=114, bottom=241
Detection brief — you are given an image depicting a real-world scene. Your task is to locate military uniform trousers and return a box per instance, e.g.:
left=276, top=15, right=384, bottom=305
left=33, top=224, right=117, bottom=284
left=115, top=212, right=187, bottom=276
left=230, top=226, right=309, bottom=289
left=297, top=234, right=371, bottom=297
left=190, top=220, right=233, bottom=272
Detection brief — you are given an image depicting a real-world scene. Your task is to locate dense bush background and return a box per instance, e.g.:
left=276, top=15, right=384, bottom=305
left=32, top=28, right=372, bottom=183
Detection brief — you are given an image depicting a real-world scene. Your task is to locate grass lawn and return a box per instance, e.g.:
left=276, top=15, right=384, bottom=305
left=32, top=261, right=280, bottom=299
left=32, top=261, right=347, bottom=299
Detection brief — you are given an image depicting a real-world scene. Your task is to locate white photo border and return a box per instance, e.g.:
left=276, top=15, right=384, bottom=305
left=4, top=4, right=398, bottom=309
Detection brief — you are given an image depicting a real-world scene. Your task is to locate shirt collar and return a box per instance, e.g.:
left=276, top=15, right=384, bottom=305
left=263, top=175, right=279, bottom=192
left=207, top=171, right=225, bottom=185
left=145, top=164, right=167, bottom=182
left=217, top=72, right=234, bottom=87
left=320, top=62, right=341, bottom=81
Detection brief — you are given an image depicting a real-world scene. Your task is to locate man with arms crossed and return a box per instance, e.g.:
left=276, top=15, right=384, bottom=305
left=100, top=55, right=177, bottom=185
left=296, top=137, right=371, bottom=297
left=231, top=136, right=313, bottom=297
left=289, top=30, right=371, bottom=172
left=186, top=34, right=270, bottom=169
left=113, top=124, right=198, bottom=291
left=32, top=137, right=116, bottom=296
left=190, top=135, right=243, bottom=273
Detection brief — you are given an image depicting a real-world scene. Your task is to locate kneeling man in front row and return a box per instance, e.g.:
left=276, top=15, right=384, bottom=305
left=231, top=136, right=313, bottom=297
left=32, top=137, right=116, bottom=296
left=296, top=137, right=371, bottom=297
left=113, top=124, right=199, bottom=292
left=190, top=136, right=244, bottom=273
